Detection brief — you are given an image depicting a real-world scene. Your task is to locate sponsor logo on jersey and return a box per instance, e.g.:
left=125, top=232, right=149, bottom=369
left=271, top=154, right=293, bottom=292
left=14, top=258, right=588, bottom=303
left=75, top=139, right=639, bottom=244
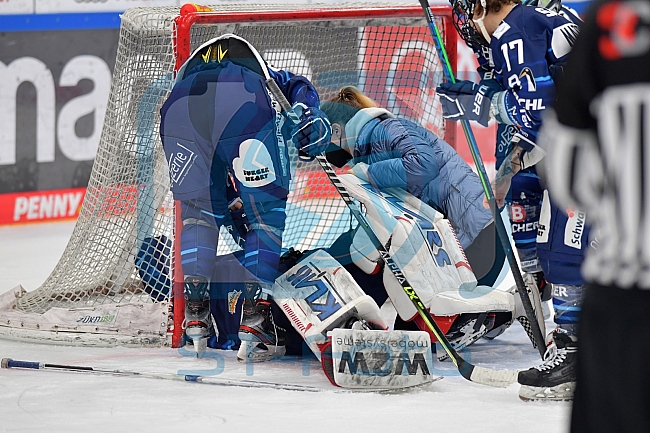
left=512, top=221, right=539, bottom=233
left=564, top=208, right=587, bottom=249
left=168, top=142, right=196, bottom=187
left=552, top=23, right=579, bottom=58
left=232, top=139, right=276, bottom=188
left=519, top=67, right=537, bottom=92
left=227, top=289, right=242, bottom=314
left=510, top=203, right=526, bottom=222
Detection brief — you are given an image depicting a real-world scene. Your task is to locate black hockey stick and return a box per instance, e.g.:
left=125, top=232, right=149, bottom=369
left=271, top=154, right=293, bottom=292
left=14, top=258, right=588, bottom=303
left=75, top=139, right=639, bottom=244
left=419, top=0, right=546, bottom=357
left=266, top=79, right=518, bottom=387
left=1, top=357, right=320, bottom=392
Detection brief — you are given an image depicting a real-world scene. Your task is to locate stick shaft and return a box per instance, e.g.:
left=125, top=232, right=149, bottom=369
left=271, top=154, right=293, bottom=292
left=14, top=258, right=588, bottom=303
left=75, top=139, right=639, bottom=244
left=1, top=357, right=321, bottom=392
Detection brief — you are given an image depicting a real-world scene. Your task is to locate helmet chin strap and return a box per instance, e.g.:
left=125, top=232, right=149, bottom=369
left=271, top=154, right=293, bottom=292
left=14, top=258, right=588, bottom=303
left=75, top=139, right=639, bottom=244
left=472, top=0, right=491, bottom=44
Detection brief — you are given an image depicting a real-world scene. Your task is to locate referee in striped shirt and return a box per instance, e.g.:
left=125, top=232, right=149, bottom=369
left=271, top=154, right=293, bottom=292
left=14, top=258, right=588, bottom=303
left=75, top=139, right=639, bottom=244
left=539, top=0, right=650, bottom=431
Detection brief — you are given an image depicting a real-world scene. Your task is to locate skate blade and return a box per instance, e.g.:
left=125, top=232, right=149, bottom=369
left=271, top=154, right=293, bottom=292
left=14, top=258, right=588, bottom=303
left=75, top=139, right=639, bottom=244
left=186, top=329, right=208, bottom=358
left=237, top=341, right=286, bottom=363
left=518, top=382, right=576, bottom=401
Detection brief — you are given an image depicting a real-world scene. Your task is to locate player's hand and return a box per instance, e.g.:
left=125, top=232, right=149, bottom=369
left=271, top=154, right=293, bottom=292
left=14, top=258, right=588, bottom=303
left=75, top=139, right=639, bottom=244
left=436, top=80, right=494, bottom=127
left=290, top=103, right=332, bottom=161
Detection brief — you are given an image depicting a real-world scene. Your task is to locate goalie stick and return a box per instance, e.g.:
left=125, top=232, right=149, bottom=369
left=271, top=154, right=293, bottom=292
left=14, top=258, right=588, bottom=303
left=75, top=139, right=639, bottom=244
left=419, top=0, right=547, bottom=358
left=266, top=79, right=518, bottom=388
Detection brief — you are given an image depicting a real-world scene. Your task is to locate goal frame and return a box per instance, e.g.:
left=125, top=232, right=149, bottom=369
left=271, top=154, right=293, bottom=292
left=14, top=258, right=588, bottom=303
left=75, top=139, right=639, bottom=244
left=169, top=4, right=458, bottom=348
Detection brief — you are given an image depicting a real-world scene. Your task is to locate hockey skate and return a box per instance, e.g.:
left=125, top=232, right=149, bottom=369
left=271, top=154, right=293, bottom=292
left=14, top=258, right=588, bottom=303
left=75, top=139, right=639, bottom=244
left=518, top=329, right=577, bottom=401
left=237, top=283, right=287, bottom=363
left=182, top=276, right=212, bottom=358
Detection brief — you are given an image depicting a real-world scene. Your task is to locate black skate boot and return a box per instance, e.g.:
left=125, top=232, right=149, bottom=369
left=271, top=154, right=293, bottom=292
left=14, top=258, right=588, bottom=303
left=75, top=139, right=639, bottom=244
left=183, top=275, right=212, bottom=358
left=237, top=282, right=287, bottom=363
left=518, top=329, right=577, bottom=401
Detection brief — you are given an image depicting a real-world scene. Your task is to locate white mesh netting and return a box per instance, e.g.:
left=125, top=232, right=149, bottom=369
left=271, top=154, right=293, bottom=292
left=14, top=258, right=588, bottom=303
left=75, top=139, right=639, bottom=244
left=0, top=3, right=453, bottom=346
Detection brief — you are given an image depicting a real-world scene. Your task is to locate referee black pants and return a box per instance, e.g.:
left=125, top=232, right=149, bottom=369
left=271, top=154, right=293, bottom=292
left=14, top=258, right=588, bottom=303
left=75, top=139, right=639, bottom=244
left=571, top=283, right=650, bottom=433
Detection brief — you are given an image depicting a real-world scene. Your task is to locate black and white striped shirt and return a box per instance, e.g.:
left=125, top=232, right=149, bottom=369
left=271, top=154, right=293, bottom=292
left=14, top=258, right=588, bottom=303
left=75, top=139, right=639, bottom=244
left=539, top=0, right=650, bottom=289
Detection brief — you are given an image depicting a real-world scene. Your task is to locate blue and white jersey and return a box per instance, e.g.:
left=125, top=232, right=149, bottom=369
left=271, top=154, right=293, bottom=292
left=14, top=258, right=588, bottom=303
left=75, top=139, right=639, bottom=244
left=490, top=4, right=579, bottom=150
left=160, top=37, right=319, bottom=204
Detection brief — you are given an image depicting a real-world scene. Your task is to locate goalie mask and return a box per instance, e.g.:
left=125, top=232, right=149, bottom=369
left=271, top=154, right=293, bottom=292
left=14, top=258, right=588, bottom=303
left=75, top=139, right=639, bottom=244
left=450, top=0, right=490, bottom=48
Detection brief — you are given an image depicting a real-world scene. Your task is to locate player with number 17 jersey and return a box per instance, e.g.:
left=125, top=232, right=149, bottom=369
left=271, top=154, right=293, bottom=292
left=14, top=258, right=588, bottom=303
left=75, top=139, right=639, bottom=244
left=489, top=5, right=578, bottom=150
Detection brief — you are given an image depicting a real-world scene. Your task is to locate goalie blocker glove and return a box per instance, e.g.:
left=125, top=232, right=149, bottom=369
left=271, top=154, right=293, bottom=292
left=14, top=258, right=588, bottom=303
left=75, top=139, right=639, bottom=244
left=436, top=79, right=500, bottom=127
left=290, top=102, right=332, bottom=161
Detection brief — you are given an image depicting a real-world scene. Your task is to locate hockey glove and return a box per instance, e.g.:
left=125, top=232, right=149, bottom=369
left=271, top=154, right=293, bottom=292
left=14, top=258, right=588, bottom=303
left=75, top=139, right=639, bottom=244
left=436, top=80, right=496, bottom=127
left=290, top=103, right=332, bottom=161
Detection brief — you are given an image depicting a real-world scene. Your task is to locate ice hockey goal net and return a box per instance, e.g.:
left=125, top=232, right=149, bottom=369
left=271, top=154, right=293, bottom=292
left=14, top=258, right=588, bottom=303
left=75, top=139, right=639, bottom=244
left=0, top=3, right=457, bottom=348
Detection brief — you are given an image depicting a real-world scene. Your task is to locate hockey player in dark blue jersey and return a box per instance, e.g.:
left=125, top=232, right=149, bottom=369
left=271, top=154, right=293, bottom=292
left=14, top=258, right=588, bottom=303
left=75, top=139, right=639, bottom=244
left=467, top=43, right=549, bottom=344
left=160, top=34, right=331, bottom=359
left=438, top=0, right=590, bottom=400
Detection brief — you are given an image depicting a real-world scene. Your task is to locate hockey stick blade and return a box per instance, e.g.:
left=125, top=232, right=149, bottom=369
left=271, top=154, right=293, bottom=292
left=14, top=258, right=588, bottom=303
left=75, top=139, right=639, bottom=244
left=418, top=0, right=547, bottom=357
left=1, top=357, right=321, bottom=392
left=266, top=78, right=518, bottom=388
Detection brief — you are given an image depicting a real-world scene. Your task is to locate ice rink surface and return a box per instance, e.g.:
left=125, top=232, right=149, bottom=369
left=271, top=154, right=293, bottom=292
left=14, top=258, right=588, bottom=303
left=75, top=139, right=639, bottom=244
left=0, top=221, right=570, bottom=433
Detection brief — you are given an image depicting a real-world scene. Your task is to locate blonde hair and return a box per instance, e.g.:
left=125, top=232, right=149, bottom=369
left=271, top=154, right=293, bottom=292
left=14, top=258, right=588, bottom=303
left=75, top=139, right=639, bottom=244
left=320, top=86, right=377, bottom=127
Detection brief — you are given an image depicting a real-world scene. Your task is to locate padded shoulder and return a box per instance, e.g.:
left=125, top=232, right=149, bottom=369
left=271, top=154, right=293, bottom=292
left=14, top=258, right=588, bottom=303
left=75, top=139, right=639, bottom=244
left=177, top=33, right=269, bottom=82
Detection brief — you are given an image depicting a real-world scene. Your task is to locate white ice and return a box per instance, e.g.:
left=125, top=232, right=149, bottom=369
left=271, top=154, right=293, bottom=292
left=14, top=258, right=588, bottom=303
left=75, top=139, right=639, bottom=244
left=0, top=221, right=570, bottom=433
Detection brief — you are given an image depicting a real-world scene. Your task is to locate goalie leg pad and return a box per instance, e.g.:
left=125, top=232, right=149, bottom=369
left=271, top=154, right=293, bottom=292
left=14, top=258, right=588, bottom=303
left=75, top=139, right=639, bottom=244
left=382, top=215, right=478, bottom=321
left=273, top=249, right=388, bottom=360
left=324, top=328, right=438, bottom=389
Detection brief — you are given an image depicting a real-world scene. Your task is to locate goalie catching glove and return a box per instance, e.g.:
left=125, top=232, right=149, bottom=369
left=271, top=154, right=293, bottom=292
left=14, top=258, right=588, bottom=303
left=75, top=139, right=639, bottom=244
left=290, top=102, right=332, bottom=161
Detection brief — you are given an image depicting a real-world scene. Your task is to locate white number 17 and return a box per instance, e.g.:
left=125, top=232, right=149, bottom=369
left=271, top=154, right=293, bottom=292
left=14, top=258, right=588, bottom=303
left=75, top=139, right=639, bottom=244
left=501, top=39, right=524, bottom=72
